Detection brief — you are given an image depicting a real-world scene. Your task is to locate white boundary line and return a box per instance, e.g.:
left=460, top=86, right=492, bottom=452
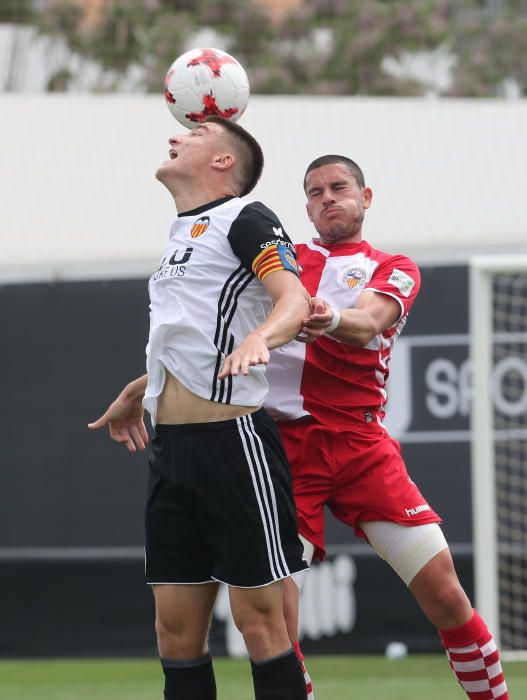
left=0, top=260, right=157, bottom=285
left=0, top=547, right=144, bottom=560
left=0, top=543, right=475, bottom=561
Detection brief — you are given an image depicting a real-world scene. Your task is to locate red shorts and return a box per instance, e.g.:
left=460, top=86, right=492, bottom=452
left=278, top=413, right=441, bottom=561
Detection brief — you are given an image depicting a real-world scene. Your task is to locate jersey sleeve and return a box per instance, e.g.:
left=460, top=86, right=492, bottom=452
left=364, top=255, right=421, bottom=319
left=227, top=201, right=300, bottom=281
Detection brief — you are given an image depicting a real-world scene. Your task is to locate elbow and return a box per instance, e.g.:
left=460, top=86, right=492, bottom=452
left=351, top=325, right=378, bottom=348
left=350, top=336, right=371, bottom=349
left=293, top=287, right=311, bottom=318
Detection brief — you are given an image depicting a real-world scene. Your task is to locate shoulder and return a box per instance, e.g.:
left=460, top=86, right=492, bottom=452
left=235, top=201, right=282, bottom=226
left=229, top=200, right=293, bottom=247
left=365, top=243, right=419, bottom=275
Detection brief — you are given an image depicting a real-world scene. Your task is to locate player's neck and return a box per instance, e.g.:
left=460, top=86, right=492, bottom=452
left=172, top=184, right=236, bottom=214
left=317, top=231, right=363, bottom=246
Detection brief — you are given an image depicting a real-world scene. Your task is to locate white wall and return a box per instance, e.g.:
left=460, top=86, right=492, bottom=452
left=1, top=94, right=527, bottom=281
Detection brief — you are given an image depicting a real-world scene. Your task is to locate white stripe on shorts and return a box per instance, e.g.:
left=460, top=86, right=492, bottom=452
left=236, top=414, right=290, bottom=580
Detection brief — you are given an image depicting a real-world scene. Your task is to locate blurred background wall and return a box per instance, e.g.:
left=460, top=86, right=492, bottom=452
left=2, top=95, right=527, bottom=278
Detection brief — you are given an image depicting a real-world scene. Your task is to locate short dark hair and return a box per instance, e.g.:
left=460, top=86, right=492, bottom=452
left=303, top=155, right=365, bottom=191
left=203, top=116, right=264, bottom=197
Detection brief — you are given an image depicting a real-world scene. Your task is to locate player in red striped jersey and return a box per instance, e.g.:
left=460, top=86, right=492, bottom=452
left=265, top=155, right=509, bottom=700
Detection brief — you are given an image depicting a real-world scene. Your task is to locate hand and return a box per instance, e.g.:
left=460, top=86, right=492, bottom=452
left=88, top=393, right=148, bottom=453
left=218, top=332, right=270, bottom=378
left=296, top=296, right=335, bottom=341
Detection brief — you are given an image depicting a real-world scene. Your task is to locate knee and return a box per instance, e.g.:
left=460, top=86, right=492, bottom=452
left=239, top=619, right=270, bottom=651
left=156, top=613, right=182, bottom=641
left=430, top=578, right=470, bottom=614
left=155, top=614, right=205, bottom=658
left=155, top=614, right=184, bottom=649
left=426, top=579, right=473, bottom=631
left=233, top=604, right=282, bottom=651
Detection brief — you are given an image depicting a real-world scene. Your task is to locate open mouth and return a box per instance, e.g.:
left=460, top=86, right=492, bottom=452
left=169, top=149, right=178, bottom=160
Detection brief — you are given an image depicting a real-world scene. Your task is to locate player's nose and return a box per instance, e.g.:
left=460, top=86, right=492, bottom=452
left=169, top=134, right=184, bottom=146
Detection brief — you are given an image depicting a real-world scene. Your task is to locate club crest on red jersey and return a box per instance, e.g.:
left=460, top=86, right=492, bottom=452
left=191, top=216, right=210, bottom=238
left=343, top=267, right=367, bottom=289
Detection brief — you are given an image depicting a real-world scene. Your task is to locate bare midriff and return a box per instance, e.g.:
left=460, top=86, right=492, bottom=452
left=156, top=370, right=259, bottom=424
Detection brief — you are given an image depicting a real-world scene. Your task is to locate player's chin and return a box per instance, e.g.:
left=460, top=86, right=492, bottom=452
left=155, top=162, right=173, bottom=181
left=324, top=226, right=349, bottom=243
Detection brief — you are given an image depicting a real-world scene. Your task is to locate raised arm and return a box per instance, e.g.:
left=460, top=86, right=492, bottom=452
left=219, top=270, right=310, bottom=378
left=300, top=290, right=401, bottom=347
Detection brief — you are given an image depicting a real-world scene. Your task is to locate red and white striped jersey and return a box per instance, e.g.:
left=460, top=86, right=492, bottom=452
left=265, top=238, right=420, bottom=425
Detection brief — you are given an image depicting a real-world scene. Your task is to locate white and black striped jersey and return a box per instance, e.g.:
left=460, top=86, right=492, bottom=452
left=143, top=195, right=300, bottom=421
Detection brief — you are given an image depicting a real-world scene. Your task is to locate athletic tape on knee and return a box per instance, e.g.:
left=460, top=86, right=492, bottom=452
left=291, top=535, right=315, bottom=591
left=360, top=521, right=448, bottom=586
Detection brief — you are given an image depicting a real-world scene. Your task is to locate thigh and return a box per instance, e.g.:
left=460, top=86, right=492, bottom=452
left=229, top=579, right=285, bottom=626
left=408, top=548, right=473, bottom=629
left=331, top=424, right=442, bottom=537
left=361, top=520, right=448, bottom=586
left=229, top=580, right=290, bottom=659
left=278, top=419, right=334, bottom=560
left=145, top=428, right=216, bottom=584
left=200, top=410, right=308, bottom=587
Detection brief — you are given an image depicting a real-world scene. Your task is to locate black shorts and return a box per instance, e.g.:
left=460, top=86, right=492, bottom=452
left=145, top=408, right=308, bottom=588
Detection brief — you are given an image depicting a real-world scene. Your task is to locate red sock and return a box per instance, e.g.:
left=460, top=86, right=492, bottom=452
left=439, top=609, right=508, bottom=699
left=293, top=641, right=314, bottom=699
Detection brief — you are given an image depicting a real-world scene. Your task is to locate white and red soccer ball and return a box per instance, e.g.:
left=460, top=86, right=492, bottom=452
left=164, top=48, right=250, bottom=129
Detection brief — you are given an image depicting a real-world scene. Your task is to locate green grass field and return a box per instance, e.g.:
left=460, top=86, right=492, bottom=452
left=0, top=656, right=525, bottom=700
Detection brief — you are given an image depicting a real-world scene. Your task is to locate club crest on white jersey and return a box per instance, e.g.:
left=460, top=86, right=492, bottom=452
left=190, top=216, right=210, bottom=238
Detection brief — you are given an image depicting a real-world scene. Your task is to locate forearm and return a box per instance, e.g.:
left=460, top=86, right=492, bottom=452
left=253, top=289, right=310, bottom=350
left=328, top=308, right=379, bottom=347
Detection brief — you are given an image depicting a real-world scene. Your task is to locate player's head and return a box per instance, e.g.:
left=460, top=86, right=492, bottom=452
left=303, top=155, right=372, bottom=245
left=156, top=116, right=263, bottom=200
left=303, top=155, right=365, bottom=191
left=202, top=116, right=264, bottom=197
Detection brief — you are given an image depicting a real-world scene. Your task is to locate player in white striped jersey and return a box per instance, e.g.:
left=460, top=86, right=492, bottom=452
left=89, top=117, right=310, bottom=700
left=265, top=155, right=509, bottom=700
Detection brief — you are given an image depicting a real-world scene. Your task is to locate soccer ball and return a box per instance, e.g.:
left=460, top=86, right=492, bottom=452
left=164, top=47, right=250, bottom=129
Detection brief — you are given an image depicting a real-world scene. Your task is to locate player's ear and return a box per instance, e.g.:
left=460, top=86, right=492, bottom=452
left=212, top=152, right=235, bottom=171
left=362, top=187, right=373, bottom=209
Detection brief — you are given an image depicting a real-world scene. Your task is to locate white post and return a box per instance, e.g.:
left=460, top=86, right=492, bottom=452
left=469, top=260, right=500, bottom=645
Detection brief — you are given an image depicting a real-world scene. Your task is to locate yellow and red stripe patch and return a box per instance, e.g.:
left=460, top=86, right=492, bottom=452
left=252, top=245, right=284, bottom=281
